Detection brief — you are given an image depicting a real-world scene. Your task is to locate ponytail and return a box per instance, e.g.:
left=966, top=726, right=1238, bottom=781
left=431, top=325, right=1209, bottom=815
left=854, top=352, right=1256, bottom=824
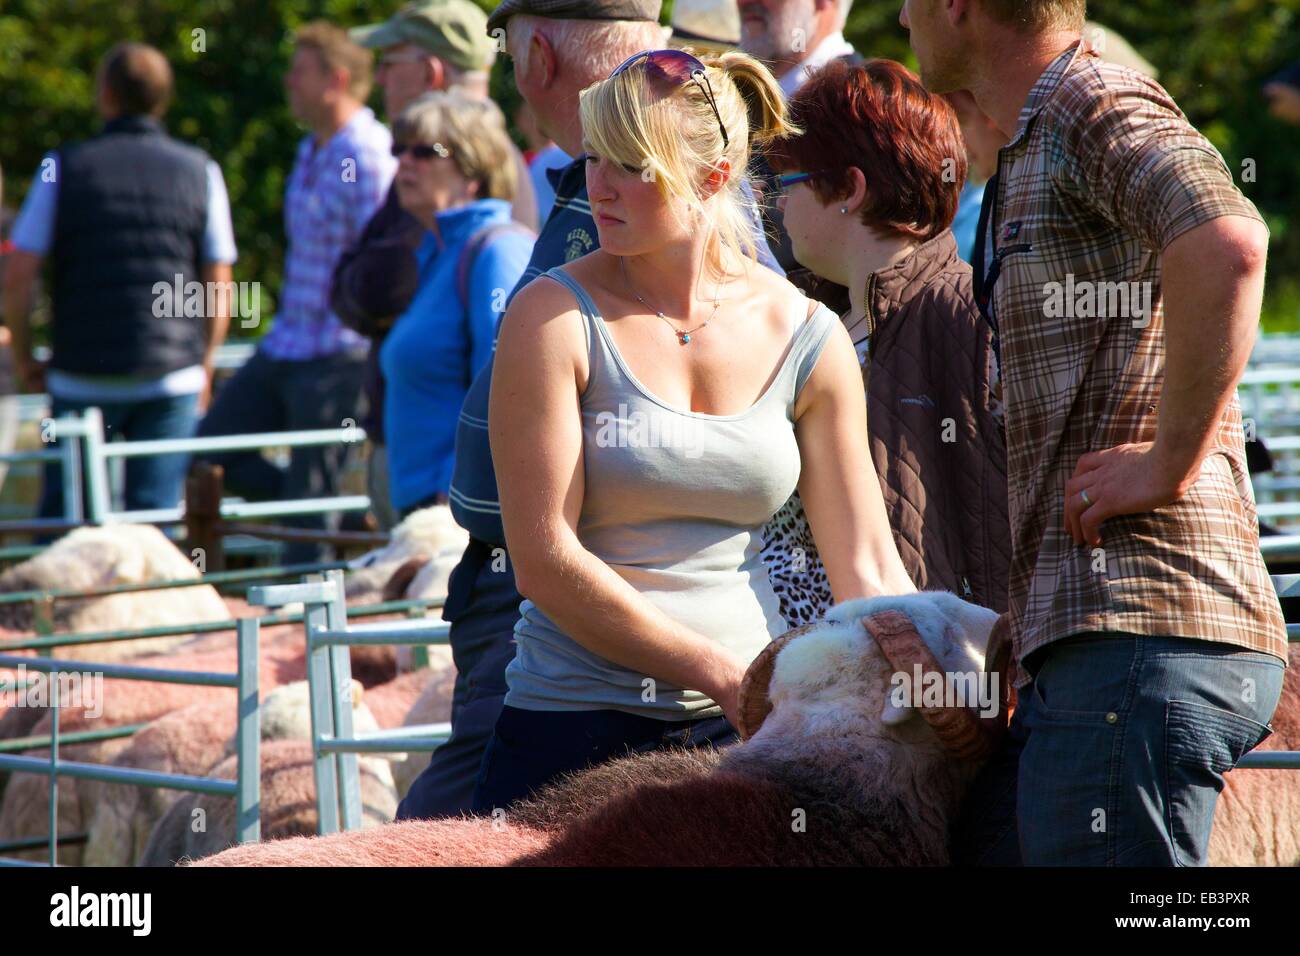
left=709, top=50, right=803, bottom=147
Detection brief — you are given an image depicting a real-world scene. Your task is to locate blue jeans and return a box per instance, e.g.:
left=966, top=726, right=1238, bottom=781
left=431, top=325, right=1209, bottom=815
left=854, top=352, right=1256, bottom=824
left=38, top=391, right=200, bottom=518
left=950, top=632, right=1285, bottom=866
left=470, top=705, right=739, bottom=814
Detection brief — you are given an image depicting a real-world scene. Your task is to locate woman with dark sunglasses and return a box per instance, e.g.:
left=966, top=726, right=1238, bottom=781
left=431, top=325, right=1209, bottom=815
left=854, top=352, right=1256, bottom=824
left=382, top=92, right=534, bottom=519
left=474, top=49, right=919, bottom=813
left=760, top=58, right=1010, bottom=630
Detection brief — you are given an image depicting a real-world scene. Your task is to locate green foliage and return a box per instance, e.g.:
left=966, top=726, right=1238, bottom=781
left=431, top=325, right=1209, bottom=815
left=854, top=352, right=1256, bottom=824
left=2, top=0, right=1299, bottom=332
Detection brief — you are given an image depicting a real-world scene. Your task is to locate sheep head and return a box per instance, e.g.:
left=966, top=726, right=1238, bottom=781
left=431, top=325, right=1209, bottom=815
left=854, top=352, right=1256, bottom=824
left=737, top=592, right=1011, bottom=761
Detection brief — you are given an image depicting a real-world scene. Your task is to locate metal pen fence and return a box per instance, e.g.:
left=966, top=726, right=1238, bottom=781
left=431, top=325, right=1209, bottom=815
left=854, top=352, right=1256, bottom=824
left=0, top=553, right=444, bottom=866
left=0, top=618, right=260, bottom=866
left=248, top=569, right=449, bottom=835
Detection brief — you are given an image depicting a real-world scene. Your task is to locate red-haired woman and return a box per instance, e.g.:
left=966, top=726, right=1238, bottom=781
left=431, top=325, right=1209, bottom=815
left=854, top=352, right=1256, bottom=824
left=760, top=58, right=1010, bottom=623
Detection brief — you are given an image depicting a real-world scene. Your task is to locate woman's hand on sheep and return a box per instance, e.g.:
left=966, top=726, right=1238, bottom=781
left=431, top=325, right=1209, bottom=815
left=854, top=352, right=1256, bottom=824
left=699, top=652, right=748, bottom=734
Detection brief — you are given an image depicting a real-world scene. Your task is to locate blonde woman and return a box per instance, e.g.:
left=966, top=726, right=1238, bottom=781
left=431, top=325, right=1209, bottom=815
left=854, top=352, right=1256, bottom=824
left=478, top=49, right=915, bottom=812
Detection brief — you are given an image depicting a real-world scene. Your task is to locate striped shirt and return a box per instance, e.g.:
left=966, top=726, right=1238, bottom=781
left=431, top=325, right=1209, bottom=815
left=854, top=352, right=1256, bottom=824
left=261, top=107, right=396, bottom=360
left=988, top=41, right=1287, bottom=684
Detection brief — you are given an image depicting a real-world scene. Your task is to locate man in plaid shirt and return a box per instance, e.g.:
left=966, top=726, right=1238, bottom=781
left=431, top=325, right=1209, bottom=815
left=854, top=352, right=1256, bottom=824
left=197, top=22, right=396, bottom=561
left=902, top=0, right=1288, bottom=865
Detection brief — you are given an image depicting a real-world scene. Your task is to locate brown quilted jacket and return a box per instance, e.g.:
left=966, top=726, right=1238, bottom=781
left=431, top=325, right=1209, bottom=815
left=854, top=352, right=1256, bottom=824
left=864, top=231, right=1010, bottom=612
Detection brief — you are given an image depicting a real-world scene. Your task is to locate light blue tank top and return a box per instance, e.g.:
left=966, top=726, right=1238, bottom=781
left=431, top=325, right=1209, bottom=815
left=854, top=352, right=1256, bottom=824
left=505, top=266, right=838, bottom=718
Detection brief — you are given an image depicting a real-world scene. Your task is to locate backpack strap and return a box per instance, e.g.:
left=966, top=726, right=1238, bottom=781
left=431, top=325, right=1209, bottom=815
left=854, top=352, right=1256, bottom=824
left=455, top=221, right=535, bottom=309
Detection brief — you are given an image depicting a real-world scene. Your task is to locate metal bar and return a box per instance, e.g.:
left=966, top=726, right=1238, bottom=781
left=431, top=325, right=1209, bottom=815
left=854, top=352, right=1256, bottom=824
left=217, top=522, right=388, bottom=548
left=0, top=596, right=443, bottom=653
left=0, top=723, right=147, bottom=754
left=0, top=449, right=62, bottom=464
left=316, top=734, right=451, bottom=754
left=303, top=577, right=340, bottom=836
left=235, top=618, right=261, bottom=845
left=310, top=622, right=451, bottom=647
left=105, top=495, right=372, bottom=525
left=350, top=722, right=453, bottom=741
left=247, top=580, right=339, bottom=607
left=0, top=753, right=238, bottom=794
left=0, top=560, right=351, bottom=606
left=81, top=406, right=111, bottom=524
left=326, top=569, right=362, bottom=832
left=0, top=833, right=88, bottom=853
left=1236, top=751, right=1300, bottom=770
left=62, top=423, right=83, bottom=523
left=0, top=654, right=238, bottom=688
left=217, top=496, right=371, bottom=520
left=48, top=671, right=58, bottom=867
left=100, top=427, right=366, bottom=458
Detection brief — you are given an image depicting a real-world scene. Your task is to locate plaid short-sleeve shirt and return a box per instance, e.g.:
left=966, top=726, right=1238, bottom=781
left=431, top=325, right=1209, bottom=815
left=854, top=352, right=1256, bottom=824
left=987, top=41, right=1287, bottom=685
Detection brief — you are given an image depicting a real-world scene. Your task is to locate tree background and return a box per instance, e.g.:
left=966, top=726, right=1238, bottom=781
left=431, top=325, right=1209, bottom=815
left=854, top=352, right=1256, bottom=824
left=2, top=0, right=1298, bottom=335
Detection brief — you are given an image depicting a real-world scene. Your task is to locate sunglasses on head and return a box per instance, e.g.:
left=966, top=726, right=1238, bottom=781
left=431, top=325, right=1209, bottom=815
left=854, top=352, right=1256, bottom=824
left=391, top=141, right=451, bottom=160
left=610, top=49, right=730, bottom=149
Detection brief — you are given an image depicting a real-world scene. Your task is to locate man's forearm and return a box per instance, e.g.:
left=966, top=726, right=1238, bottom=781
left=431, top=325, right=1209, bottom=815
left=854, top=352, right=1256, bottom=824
left=1155, top=216, right=1267, bottom=488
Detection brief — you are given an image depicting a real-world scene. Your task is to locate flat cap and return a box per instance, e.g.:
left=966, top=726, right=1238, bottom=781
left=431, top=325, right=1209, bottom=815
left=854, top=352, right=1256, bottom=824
left=486, top=0, right=662, bottom=39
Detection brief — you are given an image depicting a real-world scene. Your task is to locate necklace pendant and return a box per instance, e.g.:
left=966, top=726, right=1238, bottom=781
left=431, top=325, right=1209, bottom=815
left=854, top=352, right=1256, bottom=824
left=679, top=333, right=691, bottom=345
left=656, top=311, right=666, bottom=319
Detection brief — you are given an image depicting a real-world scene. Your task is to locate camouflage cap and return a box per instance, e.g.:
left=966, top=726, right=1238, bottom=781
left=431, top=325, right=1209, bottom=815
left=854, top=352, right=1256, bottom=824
left=352, top=0, right=496, bottom=71
left=486, top=0, right=662, bottom=39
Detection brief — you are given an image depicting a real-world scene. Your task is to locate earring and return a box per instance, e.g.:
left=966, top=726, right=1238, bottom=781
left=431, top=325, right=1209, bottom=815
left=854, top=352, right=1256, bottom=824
left=840, top=207, right=847, bottom=214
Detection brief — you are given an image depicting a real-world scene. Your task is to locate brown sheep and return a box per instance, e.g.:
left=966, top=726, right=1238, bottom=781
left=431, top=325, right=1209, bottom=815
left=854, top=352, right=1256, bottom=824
left=194, top=593, right=1008, bottom=866
left=141, top=739, right=399, bottom=866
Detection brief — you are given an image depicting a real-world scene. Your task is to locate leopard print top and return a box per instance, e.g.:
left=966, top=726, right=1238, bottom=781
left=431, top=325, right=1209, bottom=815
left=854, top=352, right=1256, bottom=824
left=760, top=490, right=833, bottom=627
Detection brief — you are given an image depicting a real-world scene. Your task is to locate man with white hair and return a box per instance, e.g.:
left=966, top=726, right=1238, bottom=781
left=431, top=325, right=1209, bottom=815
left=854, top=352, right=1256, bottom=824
left=396, top=0, right=781, bottom=821
left=738, top=0, right=858, bottom=97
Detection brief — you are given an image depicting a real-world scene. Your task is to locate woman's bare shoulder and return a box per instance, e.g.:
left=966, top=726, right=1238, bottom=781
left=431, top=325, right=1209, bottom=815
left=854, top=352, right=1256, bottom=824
left=742, top=263, right=818, bottom=326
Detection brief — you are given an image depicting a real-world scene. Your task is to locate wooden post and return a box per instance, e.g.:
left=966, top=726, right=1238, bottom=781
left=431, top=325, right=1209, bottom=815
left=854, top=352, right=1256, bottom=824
left=185, top=462, right=225, bottom=574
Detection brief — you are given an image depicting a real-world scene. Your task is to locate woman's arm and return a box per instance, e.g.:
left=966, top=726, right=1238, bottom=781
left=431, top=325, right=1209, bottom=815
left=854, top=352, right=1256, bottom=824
left=794, top=318, right=917, bottom=601
left=489, top=276, right=748, bottom=723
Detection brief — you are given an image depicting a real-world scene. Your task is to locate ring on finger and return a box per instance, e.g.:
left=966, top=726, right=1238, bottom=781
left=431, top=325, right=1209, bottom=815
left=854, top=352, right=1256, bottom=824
left=1080, top=489, right=1093, bottom=507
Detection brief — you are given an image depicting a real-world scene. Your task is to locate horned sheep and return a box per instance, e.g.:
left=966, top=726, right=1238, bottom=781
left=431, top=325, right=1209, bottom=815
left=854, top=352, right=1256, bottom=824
left=194, top=592, right=1012, bottom=866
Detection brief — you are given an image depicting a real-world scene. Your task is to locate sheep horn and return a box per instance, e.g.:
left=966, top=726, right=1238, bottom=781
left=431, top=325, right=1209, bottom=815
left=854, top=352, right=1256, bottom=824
left=861, top=609, right=1008, bottom=761
left=735, top=622, right=822, bottom=740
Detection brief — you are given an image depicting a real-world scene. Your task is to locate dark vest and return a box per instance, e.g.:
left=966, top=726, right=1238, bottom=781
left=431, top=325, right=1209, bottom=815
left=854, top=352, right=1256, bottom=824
left=50, top=115, right=210, bottom=377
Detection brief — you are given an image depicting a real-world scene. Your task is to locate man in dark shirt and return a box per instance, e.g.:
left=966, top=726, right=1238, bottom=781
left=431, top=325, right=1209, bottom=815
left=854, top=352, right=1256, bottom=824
left=3, top=43, right=236, bottom=519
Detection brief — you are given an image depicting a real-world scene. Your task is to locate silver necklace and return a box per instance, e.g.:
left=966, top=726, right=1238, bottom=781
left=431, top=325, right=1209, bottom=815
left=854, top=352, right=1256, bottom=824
left=620, top=256, right=721, bottom=345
